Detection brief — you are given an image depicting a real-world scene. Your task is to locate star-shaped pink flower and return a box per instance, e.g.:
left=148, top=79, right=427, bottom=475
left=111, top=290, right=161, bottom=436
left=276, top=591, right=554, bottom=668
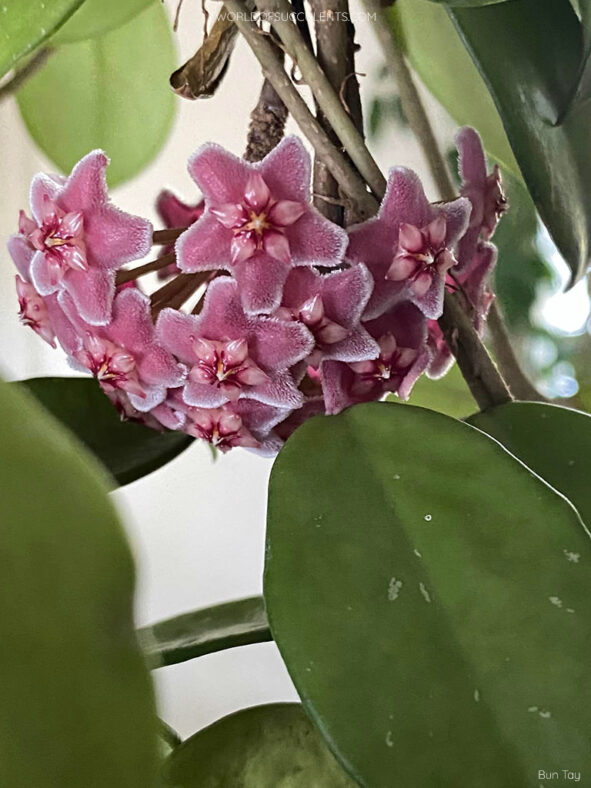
left=62, top=287, right=186, bottom=412
left=15, top=151, right=152, bottom=325
left=160, top=391, right=289, bottom=455
left=8, top=234, right=79, bottom=354
left=322, top=301, right=430, bottom=414
left=455, top=127, right=507, bottom=272
left=274, top=264, right=379, bottom=369
left=347, top=167, right=470, bottom=320
left=156, top=277, right=314, bottom=409
left=176, top=136, right=348, bottom=314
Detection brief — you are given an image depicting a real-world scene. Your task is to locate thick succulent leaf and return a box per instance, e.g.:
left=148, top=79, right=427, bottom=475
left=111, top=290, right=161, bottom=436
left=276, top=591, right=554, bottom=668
left=390, top=0, right=519, bottom=177
left=19, top=377, right=192, bottom=489
left=468, top=402, right=591, bottom=527
left=161, top=704, right=354, bottom=787
left=0, top=0, right=85, bottom=79
left=0, top=378, right=158, bottom=787
left=449, top=0, right=590, bottom=283
left=265, top=402, right=591, bottom=787
left=53, top=0, right=152, bottom=44
left=138, top=597, right=272, bottom=670
left=17, top=0, right=175, bottom=187
left=563, top=0, right=591, bottom=113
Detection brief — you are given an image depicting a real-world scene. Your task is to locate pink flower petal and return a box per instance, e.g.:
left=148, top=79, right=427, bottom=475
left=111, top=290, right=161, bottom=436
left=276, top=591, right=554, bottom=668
left=232, top=253, right=291, bottom=315
left=231, top=234, right=258, bottom=264
left=379, top=167, right=432, bottom=229
left=211, top=203, right=246, bottom=228
left=248, top=317, right=315, bottom=370
left=285, top=210, right=347, bottom=267
left=386, top=256, right=417, bottom=282
left=456, top=126, right=487, bottom=187
left=7, top=234, right=34, bottom=279
left=398, top=222, right=424, bottom=252
left=30, top=250, right=60, bottom=296
left=268, top=200, right=306, bottom=227
left=176, top=213, right=232, bottom=272
left=259, top=136, right=311, bottom=203
left=29, top=173, right=64, bottom=224
left=59, top=150, right=109, bottom=213
left=263, top=230, right=291, bottom=264
left=411, top=271, right=433, bottom=297
left=188, top=143, right=252, bottom=204
left=156, top=308, right=202, bottom=362
left=244, top=172, right=271, bottom=212
left=84, top=204, right=152, bottom=270
left=63, top=267, right=115, bottom=325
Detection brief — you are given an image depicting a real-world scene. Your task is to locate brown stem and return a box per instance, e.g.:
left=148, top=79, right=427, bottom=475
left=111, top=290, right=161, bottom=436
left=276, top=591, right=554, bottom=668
left=116, top=252, right=177, bottom=285
left=244, top=31, right=288, bottom=162
left=309, top=0, right=361, bottom=225
left=223, top=0, right=378, bottom=219
left=487, top=300, right=547, bottom=402
left=255, top=0, right=387, bottom=201
left=0, top=48, right=52, bottom=101
left=439, top=292, right=512, bottom=410
left=152, top=227, right=187, bottom=245
left=150, top=273, right=205, bottom=318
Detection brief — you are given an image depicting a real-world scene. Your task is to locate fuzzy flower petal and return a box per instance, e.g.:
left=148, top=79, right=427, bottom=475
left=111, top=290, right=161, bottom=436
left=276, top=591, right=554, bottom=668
left=156, top=277, right=313, bottom=410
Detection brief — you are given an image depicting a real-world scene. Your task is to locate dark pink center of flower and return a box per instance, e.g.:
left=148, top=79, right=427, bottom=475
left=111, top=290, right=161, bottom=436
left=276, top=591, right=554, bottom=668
left=211, top=172, right=305, bottom=265
left=276, top=295, right=349, bottom=367
left=188, top=337, right=268, bottom=400
left=349, top=333, right=418, bottom=397
left=76, top=335, right=144, bottom=398
left=15, top=276, right=55, bottom=347
left=387, top=216, right=456, bottom=297
left=20, top=197, right=87, bottom=277
left=185, top=407, right=259, bottom=452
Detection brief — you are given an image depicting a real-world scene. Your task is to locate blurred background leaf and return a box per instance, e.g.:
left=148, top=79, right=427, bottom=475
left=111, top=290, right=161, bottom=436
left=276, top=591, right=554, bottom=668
left=0, top=378, right=158, bottom=787
left=53, top=0, right=152, bottom=44
left=16, top=0, right=176, bottom=187
left=0, top=0, right=85, bottom=79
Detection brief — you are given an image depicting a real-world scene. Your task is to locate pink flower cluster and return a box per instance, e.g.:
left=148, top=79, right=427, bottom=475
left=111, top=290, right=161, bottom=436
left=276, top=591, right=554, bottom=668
left=9, top=131, right=506, bottom=454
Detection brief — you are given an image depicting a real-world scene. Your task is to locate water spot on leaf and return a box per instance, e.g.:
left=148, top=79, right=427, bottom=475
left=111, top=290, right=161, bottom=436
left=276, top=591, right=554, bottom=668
left=387, top=577, right=403, bottom=601
left=474, top=689, right=480, bottom=702
left=564, top=550, right=580, bottom=563
left=419, top=582, right=431, bottom=603
left=385, top=730, right=394, bottom=748
left=413, top=548, right=422, bottom=558
left=549, top=596, right=563, bottom=608
left=424, top=514, right=432, bottom=522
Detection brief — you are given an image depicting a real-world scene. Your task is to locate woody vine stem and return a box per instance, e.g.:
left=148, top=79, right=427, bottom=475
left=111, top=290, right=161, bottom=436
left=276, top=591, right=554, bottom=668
left=223, top=0, right=520, bottom=411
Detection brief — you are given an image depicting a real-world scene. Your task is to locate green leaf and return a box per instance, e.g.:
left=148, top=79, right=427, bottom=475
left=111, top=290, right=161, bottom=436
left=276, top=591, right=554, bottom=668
left=19, top=377, right=192, bottom=488
left=428, top=0, right=509, bottom=5
left=403, top=363, right=476, bottom=419
left=448, top=0, right=591, bottom=283
left=0, top=0, right=85, bottom=79
left=265, top=402, right=591, bottom=787
left=138, top=597, right=272, bottom=670
left=53, top=0, right=152, bottom=44
left=468, top=402, right=591, bottom=527
left=0, top=377, right=158, bottom=787
left=17, top=0, right=176, bottom=187
left=390, top=0, right=520, bottom=177
left=161, top=704, right=354, bottom=787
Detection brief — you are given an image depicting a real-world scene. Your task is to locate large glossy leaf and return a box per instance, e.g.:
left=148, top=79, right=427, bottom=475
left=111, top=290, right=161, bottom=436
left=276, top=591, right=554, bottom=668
left=53, top=0, right=152, bottom=44
left=20, top=377, right=192, bottom=488
left=448, top=0, right=590, bottom=283
left=0, top=0, right=85, bottom=79
left=0, top=378, right=158, bottom=786
left=161, top=704, right=354, bottom=787
left=138, top=597, right=272, bottom=670
left=17, top=0, right=175, bottom=187
left=468, top=402, right=591, bottom=527
left=391, top=0, right=519, bottom=177
left=265, top=402, right=591, bottom=787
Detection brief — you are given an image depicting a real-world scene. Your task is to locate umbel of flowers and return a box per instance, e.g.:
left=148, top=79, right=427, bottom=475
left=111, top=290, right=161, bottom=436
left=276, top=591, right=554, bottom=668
left=8, top=130, right=506, bottom=454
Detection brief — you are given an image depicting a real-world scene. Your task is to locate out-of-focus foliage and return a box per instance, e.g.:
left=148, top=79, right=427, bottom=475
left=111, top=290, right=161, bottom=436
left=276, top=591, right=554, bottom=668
left=17, top=1, right=176, bottom=187
left=53, top=0, right=152, bottom=43
left=0, top=379, right=158, bottom=787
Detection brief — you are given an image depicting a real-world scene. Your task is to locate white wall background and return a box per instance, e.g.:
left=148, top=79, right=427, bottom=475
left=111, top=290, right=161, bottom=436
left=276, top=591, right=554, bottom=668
left=0, top=0, right=450, bottom=739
